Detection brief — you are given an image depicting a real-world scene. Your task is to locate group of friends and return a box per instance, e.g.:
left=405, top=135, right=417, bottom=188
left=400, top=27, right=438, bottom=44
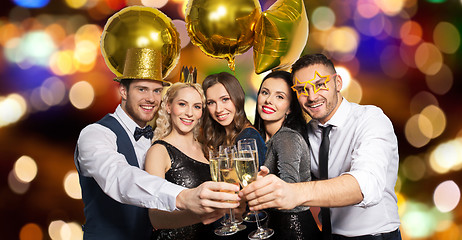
left=74, top=47, right=402, bottom=240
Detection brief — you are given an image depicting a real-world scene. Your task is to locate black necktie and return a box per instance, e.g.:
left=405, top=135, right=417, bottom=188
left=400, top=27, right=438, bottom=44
left=319, top=125, right=333, bottom=240
left=134, top=125, right=153, bottom=141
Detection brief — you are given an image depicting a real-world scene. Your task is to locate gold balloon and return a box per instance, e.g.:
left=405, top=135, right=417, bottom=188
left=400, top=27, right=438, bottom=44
left=186, top=0, right=261, bottom=71
left=253, top=0, right=309, bottom=74
left=101, top=6, right=180, bottom=78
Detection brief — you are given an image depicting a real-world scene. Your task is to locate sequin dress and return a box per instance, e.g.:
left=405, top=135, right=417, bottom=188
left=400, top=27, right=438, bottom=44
left=151, top=140, right=214, bottom=240
left=264, top=127, right=322, bottom=240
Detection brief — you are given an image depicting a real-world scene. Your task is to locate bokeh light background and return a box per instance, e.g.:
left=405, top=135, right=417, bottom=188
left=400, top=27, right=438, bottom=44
left=1, top=0, right=461, bottom=239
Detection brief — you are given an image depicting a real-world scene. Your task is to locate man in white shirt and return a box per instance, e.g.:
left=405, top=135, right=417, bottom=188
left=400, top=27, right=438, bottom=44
left=241, top=54, right=401, bottom=240
left=75, top=48, right=240, bottom=239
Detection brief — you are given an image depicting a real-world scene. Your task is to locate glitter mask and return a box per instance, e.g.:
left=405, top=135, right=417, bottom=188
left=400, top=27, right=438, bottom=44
left=291, top=71, right=337, bottom=99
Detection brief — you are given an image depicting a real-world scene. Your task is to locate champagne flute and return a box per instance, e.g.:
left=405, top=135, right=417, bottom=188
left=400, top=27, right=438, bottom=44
left=237, top=139, right=259, bottom=167
left=219, top=146, right=245, bottom=227
left=209, top=149, right=237, bottom=236
left=209, top=150, right=219, bottom=182
left=219, top=146, right=246, bottom=232
left=237, top=139, right=265, bottom=223
left=235, top=145, right=274, bottom=239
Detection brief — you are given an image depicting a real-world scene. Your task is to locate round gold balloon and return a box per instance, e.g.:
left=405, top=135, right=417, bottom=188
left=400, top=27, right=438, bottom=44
left=253, top=0, right=309, bottom=74
left=186, top=0, right=261, bottom=71
left=101, top=6, right=180, bottom=78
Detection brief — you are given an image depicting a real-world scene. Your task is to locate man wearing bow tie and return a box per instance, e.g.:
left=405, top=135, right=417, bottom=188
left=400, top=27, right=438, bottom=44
left=74, top=48, right=240, bottom=240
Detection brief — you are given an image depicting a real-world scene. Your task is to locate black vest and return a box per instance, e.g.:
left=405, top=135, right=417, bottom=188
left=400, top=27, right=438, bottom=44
left=75, top=114, right=152, bottom=239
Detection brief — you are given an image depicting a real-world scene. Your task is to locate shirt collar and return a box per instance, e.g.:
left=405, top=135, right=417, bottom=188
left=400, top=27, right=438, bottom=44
left=114, top=104, right=140, bottom=134
left=309, top=97, right=351, bottom=130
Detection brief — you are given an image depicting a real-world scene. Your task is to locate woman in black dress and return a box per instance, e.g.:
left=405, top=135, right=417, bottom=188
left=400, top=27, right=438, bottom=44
left=145, top=82, right=224, bottom=240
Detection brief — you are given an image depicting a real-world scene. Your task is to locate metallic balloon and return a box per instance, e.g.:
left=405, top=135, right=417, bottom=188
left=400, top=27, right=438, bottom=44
left=186, top=0, right=261, bottom=71
left=253, top=0, right=309, bottom=74
left=101, top=6, right=180, bottom=78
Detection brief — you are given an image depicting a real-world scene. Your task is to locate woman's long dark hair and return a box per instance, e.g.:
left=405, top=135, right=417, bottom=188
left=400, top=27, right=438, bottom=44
left=199, top=72, right=252, bottom=154
left=254, top=70, right=308, bottom=142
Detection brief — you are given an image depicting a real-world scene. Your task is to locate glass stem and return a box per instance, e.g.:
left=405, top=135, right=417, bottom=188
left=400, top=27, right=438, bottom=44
left=253, top=210, right=263, bottom=231
left=229, top=209, right=237, bottom=228
left=229, top=209, right=233, bottom=221
left=223, top=211, right=228, bottom=224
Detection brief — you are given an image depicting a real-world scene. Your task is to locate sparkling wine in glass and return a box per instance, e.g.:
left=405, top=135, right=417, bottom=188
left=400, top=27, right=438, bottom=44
left=209, top=149, right=237, bottom=236
left=237, top=138, right=265, bottom=223
left=235, top=145, right=274, bottom=240
left=219, top=146, right=246, bottom=231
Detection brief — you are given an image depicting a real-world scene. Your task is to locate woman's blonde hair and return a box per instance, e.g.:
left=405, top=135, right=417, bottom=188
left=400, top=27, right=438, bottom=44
left=153, top=82, right=206, bottom=141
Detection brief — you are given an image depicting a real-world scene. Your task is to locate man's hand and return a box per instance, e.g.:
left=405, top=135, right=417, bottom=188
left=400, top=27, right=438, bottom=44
left=239, top=173, right=299, bottom=211
left=176, top=181, right=240, bottom=224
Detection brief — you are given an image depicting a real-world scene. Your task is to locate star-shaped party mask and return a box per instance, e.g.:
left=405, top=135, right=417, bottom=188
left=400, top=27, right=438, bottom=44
left=291, top=71, right=336, bottom=99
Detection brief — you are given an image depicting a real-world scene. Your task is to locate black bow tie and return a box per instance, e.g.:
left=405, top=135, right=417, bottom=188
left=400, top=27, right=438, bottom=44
left=134, top=125, right=153, bottom=141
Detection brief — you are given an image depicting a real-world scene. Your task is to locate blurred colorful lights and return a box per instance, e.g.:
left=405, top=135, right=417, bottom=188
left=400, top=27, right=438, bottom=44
left=69, top=81, right=95, bottom=109
left=19, top=223, right=43, bottom=240
left=430, top=139, right=462, bottom=174
left=142, top=0, right=168, bottom=8
left=0, top=93, right=27, bottom=127
left=13, top=0, right=50, bottom=8
left=14, top=155, right=38, bottom=183
left=433, top=180, right=460, bottom=213
left=311, top=6, right=336, bottom=31
left=64, top=170, right=82, bottom=199
left=433, top=22, right=460, bottom=54
left=4, top=31, right=56, bottom=67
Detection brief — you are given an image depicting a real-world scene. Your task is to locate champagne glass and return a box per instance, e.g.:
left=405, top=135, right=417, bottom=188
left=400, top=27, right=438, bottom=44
left=237, top=139, right=259, bottom=167
left=219, top=145, right=245, bottom=227
left=218, top=146, right=246, bottom=232
left=237, top=139, right=266, bottom=223
left=235, top=145, right=274, bottom=239
left=209, top=149, right=237, bottom=236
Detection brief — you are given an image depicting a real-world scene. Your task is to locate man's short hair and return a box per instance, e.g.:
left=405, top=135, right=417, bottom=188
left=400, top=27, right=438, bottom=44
left=291, top=54, right=336, bottom=79
left=119, top=79, right=132, bottom=90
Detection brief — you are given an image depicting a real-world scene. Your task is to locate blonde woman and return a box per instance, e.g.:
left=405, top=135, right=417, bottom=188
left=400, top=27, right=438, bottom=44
left=145, top=82, right=232, bottom=239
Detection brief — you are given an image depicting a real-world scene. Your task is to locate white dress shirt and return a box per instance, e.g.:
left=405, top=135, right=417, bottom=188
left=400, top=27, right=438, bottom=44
left=75, top=105, right=185, bottom=211
left=308, top=98, right=400, bottom=236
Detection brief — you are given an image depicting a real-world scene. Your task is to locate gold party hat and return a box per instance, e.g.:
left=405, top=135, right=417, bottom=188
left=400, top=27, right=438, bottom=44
left=114, top=48, right=171, bottom=86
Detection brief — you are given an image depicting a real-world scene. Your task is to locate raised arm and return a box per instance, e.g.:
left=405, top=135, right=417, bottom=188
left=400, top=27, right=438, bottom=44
left=76, top=124, right=184, bottom=210
left=240, top=173, right=362, bottom=211
left=145, top=144, right=240, bottom=226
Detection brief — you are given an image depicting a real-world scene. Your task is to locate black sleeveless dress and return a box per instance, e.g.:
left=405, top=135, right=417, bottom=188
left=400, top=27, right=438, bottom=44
left=151, top=140, right=215, bottom=240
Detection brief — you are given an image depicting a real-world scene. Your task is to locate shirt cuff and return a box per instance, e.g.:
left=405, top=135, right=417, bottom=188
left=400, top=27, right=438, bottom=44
left=341, top=171, right=380, bottom=208
left=142, top=180, right=186, bottom=211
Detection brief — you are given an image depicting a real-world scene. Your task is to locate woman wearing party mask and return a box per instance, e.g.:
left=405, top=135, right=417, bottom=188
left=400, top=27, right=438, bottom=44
left=253, top=71, right=322, bottom=239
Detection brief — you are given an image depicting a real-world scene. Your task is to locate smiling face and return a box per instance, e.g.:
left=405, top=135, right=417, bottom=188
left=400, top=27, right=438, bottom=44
left=167, top=87, right=203, bottom=135
left=205, top=83, right=236, bottom=129
left=292, top=64, right=343, bottom=124
left=257, top=77, right=291, bottom=128
left=119, top=79, right=164, bottom=127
